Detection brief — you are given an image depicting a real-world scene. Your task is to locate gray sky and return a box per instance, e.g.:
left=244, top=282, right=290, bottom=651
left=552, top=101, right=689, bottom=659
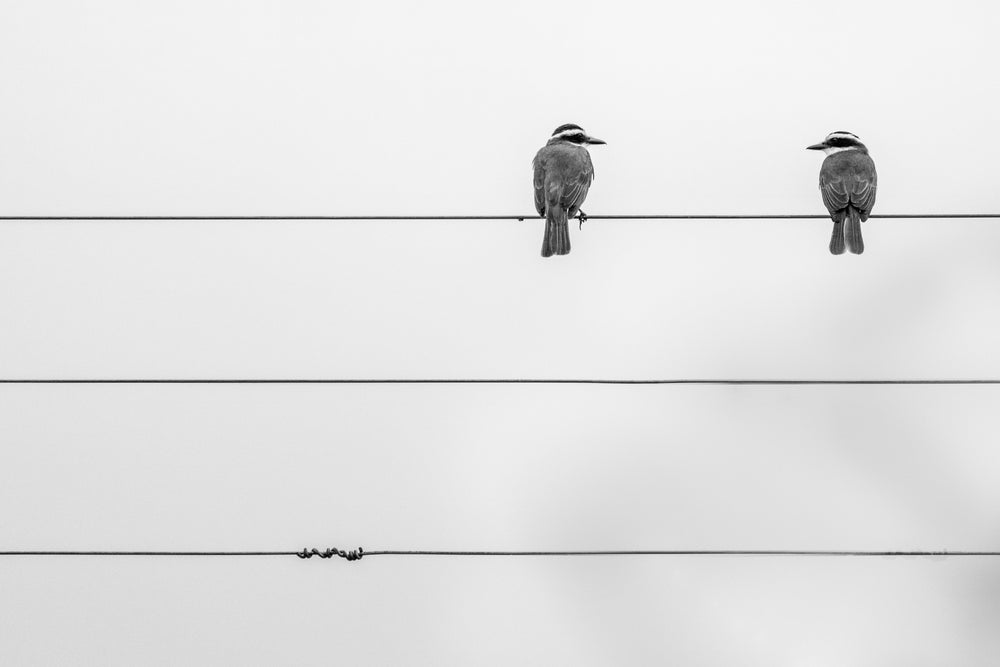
left=2, top=0, right=1000, bottom=665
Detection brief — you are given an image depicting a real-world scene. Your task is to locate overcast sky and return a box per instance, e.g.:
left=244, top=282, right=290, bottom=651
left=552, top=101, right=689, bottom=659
left=2, top=1, right=1000, bottom=665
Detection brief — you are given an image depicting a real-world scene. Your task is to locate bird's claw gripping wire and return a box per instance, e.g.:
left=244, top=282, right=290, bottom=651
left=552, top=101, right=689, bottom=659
left=297, top=547, right=364, bottom=561
left=577, top=211, right=588, bottom=230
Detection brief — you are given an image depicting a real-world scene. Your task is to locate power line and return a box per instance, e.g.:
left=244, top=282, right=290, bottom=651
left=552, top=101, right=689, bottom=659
left=1, top=213, right=1000, bottom=221
left=365, top=549, right=1000, bottom=558
left=2, top=379, right=999, bottom=385
left=0, top=551, right=297, bottom=557
left=2, top=548, right=998, bottom=561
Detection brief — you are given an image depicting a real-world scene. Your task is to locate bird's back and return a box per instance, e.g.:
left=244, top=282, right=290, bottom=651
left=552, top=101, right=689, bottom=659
left=819, top=150, right=877, bottom=220
left=533, top=142, right=595, bottom=215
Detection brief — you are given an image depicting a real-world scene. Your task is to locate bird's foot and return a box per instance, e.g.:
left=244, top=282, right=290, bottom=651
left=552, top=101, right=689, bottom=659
left=577, top=211, right=588, bottom=230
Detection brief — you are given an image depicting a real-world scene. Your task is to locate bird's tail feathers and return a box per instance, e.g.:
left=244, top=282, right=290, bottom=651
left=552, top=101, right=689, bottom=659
left=542, top=204, right=570, bottom=257
left=845, top=207, right=864, bottom=254
left=829, top=220, right=846, bottom=255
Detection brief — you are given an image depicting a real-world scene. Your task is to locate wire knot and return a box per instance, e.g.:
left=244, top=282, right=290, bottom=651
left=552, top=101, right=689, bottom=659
left=297, top=547, right=364, bottom=561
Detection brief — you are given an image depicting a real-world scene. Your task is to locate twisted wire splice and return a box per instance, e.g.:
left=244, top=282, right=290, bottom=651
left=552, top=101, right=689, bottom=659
left=297, top=547, right=364, bottom=561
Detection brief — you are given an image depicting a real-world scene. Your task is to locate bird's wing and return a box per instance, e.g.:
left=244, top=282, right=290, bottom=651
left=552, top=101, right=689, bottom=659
left=560, top=151, right=595, bottom=213
left=820, top=175, right=850, bottom=220
left=561, top=174, right=592, bottom=213
left=849, top=156, right=877, bottom=219
left=850, top=176, right=877, bottom=219
left=532, top=153, right=547, bottom=216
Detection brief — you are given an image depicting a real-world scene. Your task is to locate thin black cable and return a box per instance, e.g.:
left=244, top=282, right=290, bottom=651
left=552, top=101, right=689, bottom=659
left=2, top=379, right=999, bottom=385
left=1, top=213, right=1000, bottom=221
left=0, top=549, right=361, bottom=560
left=363, top=549, right=1000, bottom=557
left=2, top=548, right=999, bottom=560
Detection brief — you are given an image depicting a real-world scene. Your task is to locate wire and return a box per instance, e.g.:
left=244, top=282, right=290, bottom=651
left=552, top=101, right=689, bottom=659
left=2, top=548, right=998, bottom=561
left=2, top=379, right=999, bottom=385
left=1, top=214, right=1000, bottom=221
left=365, top=549, right=1000, bottom=558
left=0, top=549, right=359, bottom=560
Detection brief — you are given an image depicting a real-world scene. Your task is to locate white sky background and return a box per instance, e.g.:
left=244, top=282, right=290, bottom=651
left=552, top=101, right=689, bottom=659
left=2, top=0, right=1000, bottom=664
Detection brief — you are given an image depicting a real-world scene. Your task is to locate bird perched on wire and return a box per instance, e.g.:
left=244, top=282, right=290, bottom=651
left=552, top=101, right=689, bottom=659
left=807, top=131, right=878, bottom=255
left=532, top=123, right=606, bottom=257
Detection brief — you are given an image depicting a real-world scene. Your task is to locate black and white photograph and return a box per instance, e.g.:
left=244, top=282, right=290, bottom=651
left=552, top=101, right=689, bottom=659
left=2, top=0, right=999, bottom=664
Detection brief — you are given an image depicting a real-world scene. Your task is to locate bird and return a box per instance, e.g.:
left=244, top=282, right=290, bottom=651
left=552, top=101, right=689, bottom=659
left=807, top=131, right=878, bottom=255
left=532, top=123, right=605, bottom=257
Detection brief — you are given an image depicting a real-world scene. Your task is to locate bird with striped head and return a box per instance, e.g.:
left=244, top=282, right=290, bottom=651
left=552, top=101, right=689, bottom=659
left=532, top=124, right=606, bottom=257
left=807, top=131, right=878, bottom=255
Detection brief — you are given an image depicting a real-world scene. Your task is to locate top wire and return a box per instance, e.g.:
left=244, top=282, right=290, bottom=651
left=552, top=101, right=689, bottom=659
left=1, top=214, right=999, bottom=221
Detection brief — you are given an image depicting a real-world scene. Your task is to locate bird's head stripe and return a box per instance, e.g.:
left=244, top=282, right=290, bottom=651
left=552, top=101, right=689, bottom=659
left=825, top=131, right=860, bottom=142
left=551, top=130, right=590, bottom=143
left=551, top=123, right=584, bottom=136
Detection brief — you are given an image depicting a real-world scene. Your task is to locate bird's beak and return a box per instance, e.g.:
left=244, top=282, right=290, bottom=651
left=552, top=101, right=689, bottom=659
left=586, top=136, right=607, bottom=145
left=806, top=142, right=827, bottom=151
